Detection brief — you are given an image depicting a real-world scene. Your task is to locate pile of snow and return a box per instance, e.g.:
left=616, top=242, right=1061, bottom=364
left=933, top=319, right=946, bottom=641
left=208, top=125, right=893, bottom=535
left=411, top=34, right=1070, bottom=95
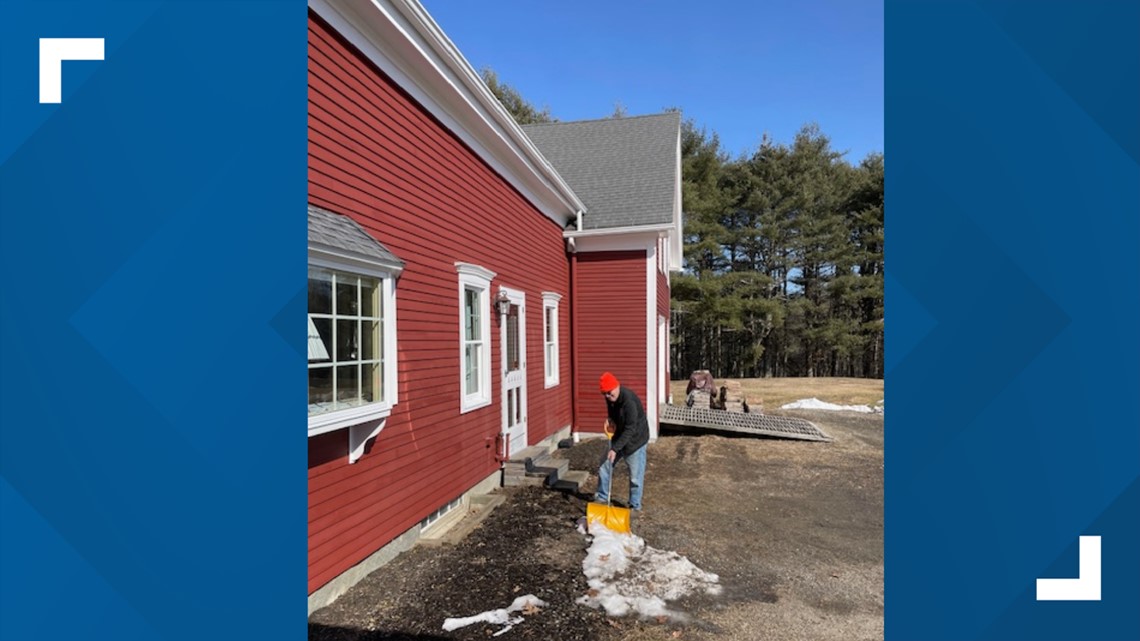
left=780, top=397, right=884, bottom=414
left=442, top=594, right=546, bottom=636
left=577, top=522, right=721, bottom=620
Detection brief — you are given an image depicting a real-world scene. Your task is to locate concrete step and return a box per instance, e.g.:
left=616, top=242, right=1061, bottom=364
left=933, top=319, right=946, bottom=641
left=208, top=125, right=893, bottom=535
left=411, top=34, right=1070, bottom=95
left=526, top=453, right=569, bottom=482
left=549, top=469, right=589, bottom=494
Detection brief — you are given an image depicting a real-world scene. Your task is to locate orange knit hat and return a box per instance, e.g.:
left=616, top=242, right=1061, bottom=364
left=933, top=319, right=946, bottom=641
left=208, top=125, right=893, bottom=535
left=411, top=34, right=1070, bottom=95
left=599, top=372, right=619, bottom=393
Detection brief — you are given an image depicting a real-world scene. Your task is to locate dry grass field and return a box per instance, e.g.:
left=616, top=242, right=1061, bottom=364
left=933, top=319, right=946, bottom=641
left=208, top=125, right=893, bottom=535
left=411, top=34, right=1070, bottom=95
left=669, top=377, right=884, bottom=412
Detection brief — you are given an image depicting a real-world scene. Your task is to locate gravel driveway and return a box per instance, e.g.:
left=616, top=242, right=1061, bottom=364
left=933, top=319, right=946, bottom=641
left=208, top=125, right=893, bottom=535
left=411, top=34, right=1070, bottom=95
left=309, top=409, right=883, bottom=641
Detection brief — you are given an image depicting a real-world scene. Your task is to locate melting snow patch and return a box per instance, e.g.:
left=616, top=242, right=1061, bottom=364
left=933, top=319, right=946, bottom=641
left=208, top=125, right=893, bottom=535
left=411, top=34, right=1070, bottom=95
left=577, top=523, right=721, bottom=620
left=781, top=397, right=883, bottom=414
left=442, top=594, right=546, bottom=634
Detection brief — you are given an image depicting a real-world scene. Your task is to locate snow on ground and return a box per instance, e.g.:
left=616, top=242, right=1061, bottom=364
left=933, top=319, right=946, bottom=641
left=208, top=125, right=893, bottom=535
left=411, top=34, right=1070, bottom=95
left=577, top=522, right=721, bottom=620
left=442, top=594, right=546, bottom=635
left=781, top=397, right=884, bottom=414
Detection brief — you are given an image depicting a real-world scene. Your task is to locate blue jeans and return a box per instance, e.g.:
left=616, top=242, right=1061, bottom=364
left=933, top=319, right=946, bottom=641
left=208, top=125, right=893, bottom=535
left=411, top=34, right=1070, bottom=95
left=596, top=443, right=647, bottom=510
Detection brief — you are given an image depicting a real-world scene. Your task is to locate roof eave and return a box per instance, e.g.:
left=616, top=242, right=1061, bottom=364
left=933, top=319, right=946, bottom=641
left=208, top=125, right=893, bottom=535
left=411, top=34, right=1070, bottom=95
left=311, top=0, right=586, bottom=225
left=563, top=223, right=676, bottom=239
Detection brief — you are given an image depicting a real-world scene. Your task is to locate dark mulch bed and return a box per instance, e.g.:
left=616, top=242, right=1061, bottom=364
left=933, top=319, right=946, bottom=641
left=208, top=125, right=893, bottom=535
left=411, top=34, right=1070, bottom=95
left=308, top=486, right=620, bottom=641
left=312, top=411, right=884, bottom=641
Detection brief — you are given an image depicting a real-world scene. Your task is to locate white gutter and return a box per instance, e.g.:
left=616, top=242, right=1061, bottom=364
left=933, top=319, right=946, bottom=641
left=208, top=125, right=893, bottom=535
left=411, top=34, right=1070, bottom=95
left=388, top=0, right=586, bottom=217
left=314, top=0, right=587, bottom=225
left=563, top=223, right=675, bottom=239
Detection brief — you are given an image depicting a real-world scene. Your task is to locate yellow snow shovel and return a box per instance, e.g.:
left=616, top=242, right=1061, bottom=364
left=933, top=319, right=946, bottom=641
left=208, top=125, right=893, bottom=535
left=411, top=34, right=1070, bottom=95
left=586, top=421, right=631, bottom=533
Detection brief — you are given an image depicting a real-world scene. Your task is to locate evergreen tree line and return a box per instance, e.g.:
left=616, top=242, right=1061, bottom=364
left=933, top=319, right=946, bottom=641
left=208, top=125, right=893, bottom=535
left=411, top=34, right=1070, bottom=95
left=481, top=70, right=884, bottom=380
left=675, top=122, right=883, bottom=379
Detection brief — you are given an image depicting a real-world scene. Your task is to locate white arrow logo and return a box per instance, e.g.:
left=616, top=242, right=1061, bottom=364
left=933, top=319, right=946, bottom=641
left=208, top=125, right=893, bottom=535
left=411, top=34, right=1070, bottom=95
left=39, top=38, right=105, bottom=104
left=1036, top=535, right=1101, bottom=601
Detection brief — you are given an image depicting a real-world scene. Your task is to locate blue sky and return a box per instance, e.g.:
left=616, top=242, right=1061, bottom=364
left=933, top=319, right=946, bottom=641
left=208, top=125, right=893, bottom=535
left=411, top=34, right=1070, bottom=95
left=425, top=1, right=883, bottom=165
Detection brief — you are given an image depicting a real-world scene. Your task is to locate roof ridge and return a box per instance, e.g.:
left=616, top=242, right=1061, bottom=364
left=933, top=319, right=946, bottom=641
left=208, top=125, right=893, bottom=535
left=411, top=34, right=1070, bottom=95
left=522, top=112, right=680, bottom=128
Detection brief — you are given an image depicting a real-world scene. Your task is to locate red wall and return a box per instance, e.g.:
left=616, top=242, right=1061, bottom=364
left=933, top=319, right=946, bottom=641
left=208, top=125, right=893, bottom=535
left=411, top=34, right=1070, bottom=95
left=307, top=12, right=573, bottom=594
left=574, top=251, right=648, bottom=435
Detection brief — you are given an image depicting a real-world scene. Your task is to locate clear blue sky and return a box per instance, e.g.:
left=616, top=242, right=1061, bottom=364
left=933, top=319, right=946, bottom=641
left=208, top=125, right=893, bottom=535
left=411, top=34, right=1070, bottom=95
left=424, top=0, right=883, bottom=164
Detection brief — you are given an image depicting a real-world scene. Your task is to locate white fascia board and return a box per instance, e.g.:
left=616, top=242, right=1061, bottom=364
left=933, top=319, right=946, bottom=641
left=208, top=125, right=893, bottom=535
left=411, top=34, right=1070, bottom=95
left=310, top=243, right=405, bottom=277
left=311, top=0, right=585, bottom=226
left=571, top=231, right=663, bottom=254
left=564, top=223, right=675, bottom=240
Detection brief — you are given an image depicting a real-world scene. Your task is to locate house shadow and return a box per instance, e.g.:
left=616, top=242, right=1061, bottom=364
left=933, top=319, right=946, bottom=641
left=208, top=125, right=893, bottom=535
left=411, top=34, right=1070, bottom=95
left=308, top=622, right=451, bottom=641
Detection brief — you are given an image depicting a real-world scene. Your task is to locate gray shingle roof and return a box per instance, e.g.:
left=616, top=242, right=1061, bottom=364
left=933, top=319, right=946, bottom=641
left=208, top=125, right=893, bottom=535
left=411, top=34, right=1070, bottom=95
left=523, top=113, right=680, bottom=230
left=308, top=205, right=404, bottom=269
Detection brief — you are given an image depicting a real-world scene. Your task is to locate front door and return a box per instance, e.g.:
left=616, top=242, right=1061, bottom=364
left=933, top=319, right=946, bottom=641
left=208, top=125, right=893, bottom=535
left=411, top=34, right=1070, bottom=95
left=500, top=288, right=527, bottom=457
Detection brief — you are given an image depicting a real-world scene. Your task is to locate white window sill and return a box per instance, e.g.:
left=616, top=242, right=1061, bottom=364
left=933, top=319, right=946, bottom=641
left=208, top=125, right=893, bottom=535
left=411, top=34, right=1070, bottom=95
left=459, top=396, right=492, bottom=414
left=308, top=403, right=392, bottom=437
left=544, top=378, right=559, bottom=389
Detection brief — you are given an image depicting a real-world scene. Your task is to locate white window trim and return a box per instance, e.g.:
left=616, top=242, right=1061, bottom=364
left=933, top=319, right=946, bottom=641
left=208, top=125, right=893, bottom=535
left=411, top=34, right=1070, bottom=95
left=457, top=262, right=495, bottom=413
left=542, top=292, right=561, bottom=388
left=308, top=247, right=400, bottom=438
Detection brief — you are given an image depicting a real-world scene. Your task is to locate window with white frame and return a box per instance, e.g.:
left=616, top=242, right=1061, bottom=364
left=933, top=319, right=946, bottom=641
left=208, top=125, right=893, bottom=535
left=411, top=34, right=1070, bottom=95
left=308, top=260, right=399, bottom=434
left=307, top=205, right=403, bottom=439
left=542, top=292, right=561, bottom=388
left=457, top=263, right=495, bottom=412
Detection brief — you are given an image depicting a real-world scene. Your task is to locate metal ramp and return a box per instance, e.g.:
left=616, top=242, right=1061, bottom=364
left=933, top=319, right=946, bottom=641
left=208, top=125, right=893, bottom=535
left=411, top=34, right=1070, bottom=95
left=659, top=405, right=832, bottom=442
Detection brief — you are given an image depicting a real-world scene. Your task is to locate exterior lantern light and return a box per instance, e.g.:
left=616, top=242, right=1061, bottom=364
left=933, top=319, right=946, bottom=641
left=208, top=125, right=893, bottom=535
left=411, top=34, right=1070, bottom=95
left=495, top=288, right=512, bottom=319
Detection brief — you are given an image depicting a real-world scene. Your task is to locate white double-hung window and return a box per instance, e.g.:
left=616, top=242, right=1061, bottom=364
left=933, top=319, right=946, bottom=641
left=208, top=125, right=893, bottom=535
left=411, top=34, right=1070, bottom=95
left=542, top=292, right=561, bottom=388
left=308, top=206, right=403, bottom=437
left=457, top=263, right=494, bottom=413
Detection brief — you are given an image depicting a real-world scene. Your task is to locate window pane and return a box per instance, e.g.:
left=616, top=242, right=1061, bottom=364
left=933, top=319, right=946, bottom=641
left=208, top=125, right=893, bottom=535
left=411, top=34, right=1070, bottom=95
left=546, top=344, right=554, bottom=377
left=362, top=361, right=381, bottom=404
left=545, top=308, right=554, bottom=342
left=309, top=269, right=332, bottom=314
left=507, top=389, right=515, bottom=427
left=464, top=288, right=480, bottom=341
left=336, top=364, right=360, bottom=408
left=308, top=315, right=331, bottom=362
left=361, top=276, right=381, bottom=317
left=465, top=343, right=480, bottom=395
left=361, top=319, right=380, bottom=361
left=506, top=308, right=519, bottom=371
left=336, top=276, right=358, bottom=315
left=336, top=319, right=359, bottom=361
left=311, top=317, right=333, bottom=362
left=309, top=366, right=333, bottom=415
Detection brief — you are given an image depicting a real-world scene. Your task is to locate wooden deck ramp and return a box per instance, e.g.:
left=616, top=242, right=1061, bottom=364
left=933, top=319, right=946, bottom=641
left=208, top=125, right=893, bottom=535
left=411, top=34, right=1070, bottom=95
left=659, top=405, right=832, bottom=442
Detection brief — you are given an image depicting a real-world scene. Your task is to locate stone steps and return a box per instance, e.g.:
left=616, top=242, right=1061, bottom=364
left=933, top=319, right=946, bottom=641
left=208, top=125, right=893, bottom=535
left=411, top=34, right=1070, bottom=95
left=503, top=447, right=589, bottom=496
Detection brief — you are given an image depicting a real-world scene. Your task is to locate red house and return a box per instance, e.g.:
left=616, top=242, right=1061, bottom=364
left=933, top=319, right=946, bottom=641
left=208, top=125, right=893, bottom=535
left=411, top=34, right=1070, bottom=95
left=307, top=0, right=682, bottom=611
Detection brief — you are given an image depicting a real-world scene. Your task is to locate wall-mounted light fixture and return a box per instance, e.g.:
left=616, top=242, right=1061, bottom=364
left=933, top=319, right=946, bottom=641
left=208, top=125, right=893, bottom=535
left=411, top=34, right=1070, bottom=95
left=495, top=288, right=512, bottom=320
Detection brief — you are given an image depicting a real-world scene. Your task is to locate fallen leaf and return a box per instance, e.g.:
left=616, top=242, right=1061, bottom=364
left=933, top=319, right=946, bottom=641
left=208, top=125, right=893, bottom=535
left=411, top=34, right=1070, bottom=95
left=512, top=585, right=521, bottom=593
left=656, top=615, right=670, bottom=624
left=607, top=619, right=623, bottom=629
left=598, top=554, right=610, bottom=562
left=672, top=631, right=683, bottom=638
left=586, top=589, right=599, bottom=598
left=522, top=603, right=541, bottom=615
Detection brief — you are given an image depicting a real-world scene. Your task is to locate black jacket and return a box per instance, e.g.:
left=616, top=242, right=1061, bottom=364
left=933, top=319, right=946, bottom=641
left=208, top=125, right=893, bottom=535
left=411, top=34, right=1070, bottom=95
left=606, top=386, right=650, bottom=457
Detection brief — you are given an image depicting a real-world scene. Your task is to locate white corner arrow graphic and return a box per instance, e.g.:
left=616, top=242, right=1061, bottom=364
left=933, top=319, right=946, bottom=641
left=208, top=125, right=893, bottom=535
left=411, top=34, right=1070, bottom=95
left=1036, top=535, right=1101, bottom=601
left=39, top=38, right=105, bottom=104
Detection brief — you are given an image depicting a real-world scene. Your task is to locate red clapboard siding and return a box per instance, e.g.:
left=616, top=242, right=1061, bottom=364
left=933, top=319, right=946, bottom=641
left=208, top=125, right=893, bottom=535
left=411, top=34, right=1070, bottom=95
left=574, top=251, right=648, bottom=434
left=307, top=12, right=572, bottom=594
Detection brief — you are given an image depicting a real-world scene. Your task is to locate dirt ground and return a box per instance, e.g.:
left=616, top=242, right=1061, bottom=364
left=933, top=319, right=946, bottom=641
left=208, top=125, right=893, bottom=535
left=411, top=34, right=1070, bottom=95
left=309, top=408, right=883, bottom=641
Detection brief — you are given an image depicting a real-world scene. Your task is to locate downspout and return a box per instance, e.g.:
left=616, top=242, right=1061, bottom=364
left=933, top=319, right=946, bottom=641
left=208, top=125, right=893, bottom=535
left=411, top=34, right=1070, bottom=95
left=568, top=234, right=581, bottom=442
